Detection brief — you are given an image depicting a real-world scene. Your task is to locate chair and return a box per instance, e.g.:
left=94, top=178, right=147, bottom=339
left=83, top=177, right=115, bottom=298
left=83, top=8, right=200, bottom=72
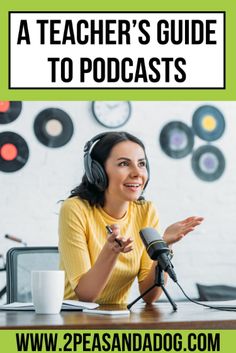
left=196, top=283, right=236, bottom=301
left=6, top=246, right=59, bottom=303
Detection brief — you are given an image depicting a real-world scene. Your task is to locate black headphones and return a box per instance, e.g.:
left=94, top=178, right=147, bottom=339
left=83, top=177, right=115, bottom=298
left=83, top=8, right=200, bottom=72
left=84, top=132, right=150, bottom=192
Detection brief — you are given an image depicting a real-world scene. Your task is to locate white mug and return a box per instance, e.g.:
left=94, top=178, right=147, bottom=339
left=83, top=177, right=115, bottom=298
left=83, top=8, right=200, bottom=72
left=31, top=270, right=65, bottom=314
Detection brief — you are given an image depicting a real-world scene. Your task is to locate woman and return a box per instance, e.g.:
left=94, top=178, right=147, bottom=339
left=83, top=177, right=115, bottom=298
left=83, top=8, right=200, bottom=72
left=59, top=131, right=203, bottom=304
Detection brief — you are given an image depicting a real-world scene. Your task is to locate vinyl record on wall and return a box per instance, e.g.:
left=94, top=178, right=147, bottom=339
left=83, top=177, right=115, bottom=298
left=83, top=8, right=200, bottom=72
left=0, top=132, right=29, bottom=172
left=159, top=121, right=194, bottom=159
left=0, top=101, right=22, bottom=124
left=191, top=145, right=225, bottom=182
left=34, top=108, right=74, bottom=148
left=192, top=105, right=225, bottom=142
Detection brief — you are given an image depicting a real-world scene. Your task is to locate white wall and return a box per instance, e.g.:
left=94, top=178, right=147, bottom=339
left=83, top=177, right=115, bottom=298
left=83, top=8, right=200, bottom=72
left=1, top=101, right=236, bottom=303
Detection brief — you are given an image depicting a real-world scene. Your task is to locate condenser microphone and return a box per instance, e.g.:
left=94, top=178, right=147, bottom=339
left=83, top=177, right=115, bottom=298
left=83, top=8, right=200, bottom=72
left=139, top=227, right=177, bottom=282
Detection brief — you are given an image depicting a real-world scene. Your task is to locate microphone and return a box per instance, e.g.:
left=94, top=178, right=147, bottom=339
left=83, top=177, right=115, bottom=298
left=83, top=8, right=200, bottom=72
left=139, top=227, right=177, bottom=282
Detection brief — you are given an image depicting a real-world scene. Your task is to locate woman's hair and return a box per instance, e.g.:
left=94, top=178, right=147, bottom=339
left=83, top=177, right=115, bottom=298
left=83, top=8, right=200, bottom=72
left=69, top=131, right=148, bottom=207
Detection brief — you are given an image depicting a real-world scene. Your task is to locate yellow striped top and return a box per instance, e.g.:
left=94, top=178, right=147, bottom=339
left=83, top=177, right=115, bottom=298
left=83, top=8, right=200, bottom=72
left=58, top=197, right=159, bottom=304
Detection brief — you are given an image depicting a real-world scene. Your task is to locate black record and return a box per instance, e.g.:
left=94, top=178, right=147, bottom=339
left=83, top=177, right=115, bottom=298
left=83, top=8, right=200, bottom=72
left=159, top=121, right=194, bottom=159
left=33, top=108, right=74, bottom=148
left=0, top=132, right=29, bottom=172
left=0, top=101, right=22, bottom=124
left=191, top=145, right=225, bottom=182
left=192, top=105, right=225, bottom=142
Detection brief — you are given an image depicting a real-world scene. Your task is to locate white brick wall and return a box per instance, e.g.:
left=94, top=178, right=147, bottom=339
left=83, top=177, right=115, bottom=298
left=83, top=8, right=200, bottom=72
left=1, top=101, right=235, bottom=304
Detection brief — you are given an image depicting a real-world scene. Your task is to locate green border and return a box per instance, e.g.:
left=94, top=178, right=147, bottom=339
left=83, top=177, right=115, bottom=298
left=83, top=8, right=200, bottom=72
left=0, top=329, right=235, bottom=353
left=0, top=0, right=235, bottom=100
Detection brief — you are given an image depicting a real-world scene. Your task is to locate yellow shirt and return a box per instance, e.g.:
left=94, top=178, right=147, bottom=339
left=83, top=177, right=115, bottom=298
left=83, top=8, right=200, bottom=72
left=58, top=197, right=159, bottom=304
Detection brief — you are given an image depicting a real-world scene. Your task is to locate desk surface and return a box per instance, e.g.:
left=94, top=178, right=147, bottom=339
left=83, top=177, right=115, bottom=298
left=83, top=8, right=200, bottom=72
left=1, top=302, right=236, bottom=329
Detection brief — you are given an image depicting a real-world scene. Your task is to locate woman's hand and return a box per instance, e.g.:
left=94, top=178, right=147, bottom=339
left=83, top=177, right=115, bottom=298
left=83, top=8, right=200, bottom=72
left=75, top=224, right=133, bottom=302
left=163, top=216, right=204, bottom=246
left=106, top=224, right=133, bottom=254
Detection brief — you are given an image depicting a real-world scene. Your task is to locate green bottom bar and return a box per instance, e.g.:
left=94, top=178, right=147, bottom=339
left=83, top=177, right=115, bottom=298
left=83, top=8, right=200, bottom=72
left=0, top=329, right=234, bottom=353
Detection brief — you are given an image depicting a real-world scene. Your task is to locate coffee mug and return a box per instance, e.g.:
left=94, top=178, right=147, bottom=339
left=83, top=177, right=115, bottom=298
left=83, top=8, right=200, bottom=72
left=31, top=270, right=65, bottom=314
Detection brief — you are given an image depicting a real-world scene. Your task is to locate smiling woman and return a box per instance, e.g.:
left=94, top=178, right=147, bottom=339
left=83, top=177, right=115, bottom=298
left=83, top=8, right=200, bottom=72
left=103, top=139, right=149, bottom=216
left=58, top=131, right=203, bottom=305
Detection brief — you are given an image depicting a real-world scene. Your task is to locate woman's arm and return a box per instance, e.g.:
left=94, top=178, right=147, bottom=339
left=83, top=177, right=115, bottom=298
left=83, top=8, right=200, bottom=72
left=139, top=261, right=167, bottom=304
left=75, top=224, right=133, bottom=302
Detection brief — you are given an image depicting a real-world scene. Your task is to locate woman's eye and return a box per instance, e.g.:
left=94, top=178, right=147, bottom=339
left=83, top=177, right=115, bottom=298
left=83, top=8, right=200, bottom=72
left=139, top=161, right=146, bottom=167
left=119, top=161, right=129, bottom=166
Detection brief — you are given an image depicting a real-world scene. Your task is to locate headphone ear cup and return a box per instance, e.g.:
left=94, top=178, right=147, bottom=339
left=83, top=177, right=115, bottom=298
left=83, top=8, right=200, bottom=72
left=84, top=151, right=94, bottom=185
left=83, top=132, right=108, bottom=191
left=90, top=160, right=108, bottom=191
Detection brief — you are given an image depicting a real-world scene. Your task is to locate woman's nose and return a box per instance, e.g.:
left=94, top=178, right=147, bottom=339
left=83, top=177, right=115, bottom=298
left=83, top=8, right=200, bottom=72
left=130, top=165, right=141, bottom=176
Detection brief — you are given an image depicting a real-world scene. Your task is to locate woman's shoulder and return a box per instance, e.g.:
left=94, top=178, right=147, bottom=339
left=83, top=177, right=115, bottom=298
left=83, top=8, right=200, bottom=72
left=132, top=200, right=159, bottom=227
left=60, top=196, right=91, bottom=214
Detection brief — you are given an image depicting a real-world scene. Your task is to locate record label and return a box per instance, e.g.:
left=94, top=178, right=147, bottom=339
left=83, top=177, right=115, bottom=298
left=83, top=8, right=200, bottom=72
left=45, top=119, right=63, bottom=137
left=160, top=121, right=194, bottom=159
left=0, top=132, right=29, bottom=172
left=34, top=108, right=74, bottom=148
left=0, top=101, right=10, bottom=113
left=0, top=143, right=18, bottom=161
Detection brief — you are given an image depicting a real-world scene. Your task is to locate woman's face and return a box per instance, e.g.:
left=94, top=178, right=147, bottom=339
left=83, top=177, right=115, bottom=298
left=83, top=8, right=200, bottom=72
left=104, top=140, right=148, bottom=203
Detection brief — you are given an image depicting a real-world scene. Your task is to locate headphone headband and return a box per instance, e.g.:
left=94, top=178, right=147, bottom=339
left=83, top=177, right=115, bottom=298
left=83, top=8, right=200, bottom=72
left=84, top=132, right=108, bottom=153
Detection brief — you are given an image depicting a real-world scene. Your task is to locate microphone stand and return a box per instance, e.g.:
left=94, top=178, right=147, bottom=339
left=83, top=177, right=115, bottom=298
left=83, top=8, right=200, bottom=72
left=127, top=264, right=177, bottom=311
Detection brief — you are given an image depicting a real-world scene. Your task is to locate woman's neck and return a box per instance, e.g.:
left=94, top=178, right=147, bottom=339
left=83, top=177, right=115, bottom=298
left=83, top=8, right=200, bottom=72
left=103, top=198, right=129, bottom=219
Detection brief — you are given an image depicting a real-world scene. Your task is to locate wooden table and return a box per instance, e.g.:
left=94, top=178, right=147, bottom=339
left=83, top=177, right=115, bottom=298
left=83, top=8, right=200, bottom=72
left=1, top=302, right=236, bottom=329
